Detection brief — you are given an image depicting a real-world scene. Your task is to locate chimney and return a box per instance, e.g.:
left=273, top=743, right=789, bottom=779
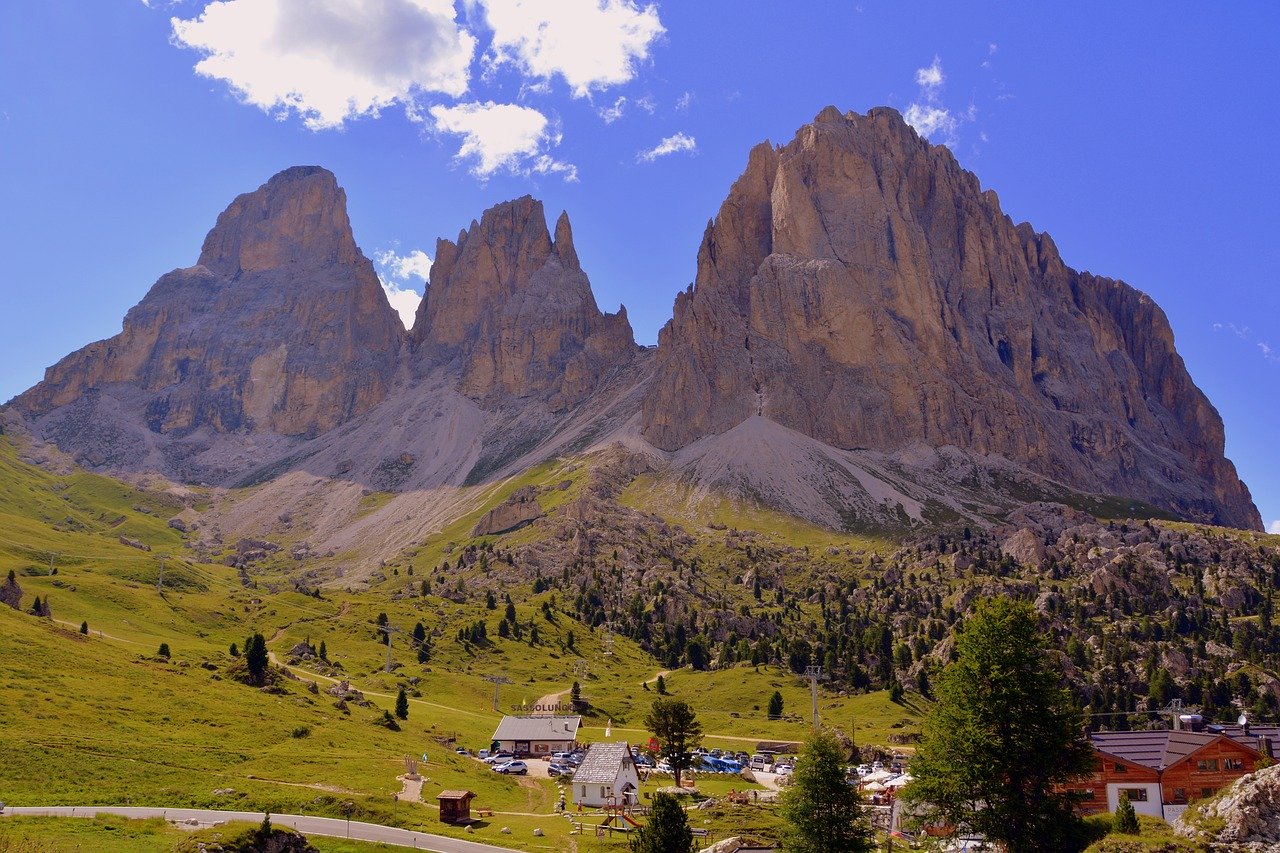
left=1243, top=722, right=1252, bottom=737
left=1259, top=735, right=1271, bottom=760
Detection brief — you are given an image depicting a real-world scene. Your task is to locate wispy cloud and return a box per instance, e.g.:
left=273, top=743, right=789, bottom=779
left=675, top=90, right=694, bottom=112
left=638, top=132, right=696, bottom=163
left=599, top=96, right=627, bottom=124
left=904, top=55, right=961, bottom=146
left=1213, top=322, right=1279, bottom=363
left=1269, top=520, right=1280, bottom=535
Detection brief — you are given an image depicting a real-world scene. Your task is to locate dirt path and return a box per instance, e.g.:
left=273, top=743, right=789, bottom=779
left=532, top=687, right=569, bottom=715
left=53, top=619, right=142, bottom=645
left=396, top=774, right=424, bottom=803
left=641, top=669, right=672, bottom=686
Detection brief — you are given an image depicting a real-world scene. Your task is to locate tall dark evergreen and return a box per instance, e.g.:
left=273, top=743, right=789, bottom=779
left=244, top=632, right=269, bottom=684
left=903, top=598, right=1093, bottom=852
left=395, top=687, right=409, bottom=720
left=629, top=792, right=693, bottom=853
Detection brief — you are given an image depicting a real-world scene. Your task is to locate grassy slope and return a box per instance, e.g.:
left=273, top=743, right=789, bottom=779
left=0, top=436, right=926, bottom=851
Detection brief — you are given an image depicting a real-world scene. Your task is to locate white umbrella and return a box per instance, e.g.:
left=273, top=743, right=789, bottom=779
left=863, top=780, right=887, bottom=792
left=863, top=769, right=894, bottom=782
left=883, top=774, right=912, bottom=788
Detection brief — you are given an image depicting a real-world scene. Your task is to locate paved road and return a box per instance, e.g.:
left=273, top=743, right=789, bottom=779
left=1, top=807, right=523, bottom=852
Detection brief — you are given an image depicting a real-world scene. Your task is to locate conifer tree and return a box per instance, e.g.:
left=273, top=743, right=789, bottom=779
left=80, top=621, right=89, bottom=634
left=1114, top=791, right=1139, bottom=834
left=396, top=687, right=409, bottom=720
left=768, top=691, right=784, bottom=719
left=244, top=632, right=269, bottom=683
left=630, top=792, right=693, bottom=853
left=779, top=730, right=873, bottom=853
left=903, top=598, right=1093, bottom=852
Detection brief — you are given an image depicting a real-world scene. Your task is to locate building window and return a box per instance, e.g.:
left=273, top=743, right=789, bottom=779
left=1113, top=763, right=1127, bottom=773
left=600, top=786, right=607, bottom=799
left=1225, top=758, right=1244, bottom=770
left=1172, top=788, right=1186, bottom=803
left=1082, top=788, right=1096, bottom=800
left=1197, top=759, right=1220, bottom=772
left=1201, top=787, right=1214, bottom=799
left=580, top=786, right=586, bottom=798
left=1120, top=788, right=1148, bottom=802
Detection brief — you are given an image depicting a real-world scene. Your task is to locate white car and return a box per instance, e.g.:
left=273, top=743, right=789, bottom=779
left=775, top=764, right=794, bottom=776
left=493, top=760, right=528, bottom=775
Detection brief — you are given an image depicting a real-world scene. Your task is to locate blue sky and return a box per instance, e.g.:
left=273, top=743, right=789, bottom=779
left=1, top=2, right=1277, bottom=530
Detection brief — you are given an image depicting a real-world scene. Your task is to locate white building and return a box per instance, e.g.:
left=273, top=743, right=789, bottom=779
left=572, top=742, right=641, bottom=808
left=490, top=715, right=580, bottom=757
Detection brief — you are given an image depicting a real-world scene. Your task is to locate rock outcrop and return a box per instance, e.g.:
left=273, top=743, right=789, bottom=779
left=411, top=196, right=637, bottom=411
left=14, top=167, right=403, bottom=440
left=642, top=106, right=1260, bottom=529
left=471, top=485, right=543, bottom=536
left=1176, top=763, right=1280, bottom=850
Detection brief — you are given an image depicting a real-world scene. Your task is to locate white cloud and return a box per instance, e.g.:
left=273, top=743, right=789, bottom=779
left=430, top=101, right=577, bottom=180
left=376, top=248, right=433, bottom=282
left=599, top=96, right=627, bottom=124
left=904, top=104, right=957, bottom=143
left=638, top=132, right=696, bottom=163
left=634, top=94, right=656, bottom=114
left=915, top=55, right=944, bottom=92
left=171, top=0, right=476, bottom=130
left=1269, top=520, right=1280, bottom=535
left=374, top=248, right=431, bottom=330
left=1213, top=322, right=1279, bottom=363
left=905, top=55, right=964, bottom=146
left=475, top=0, right=664, bottom=97
left=675, top=90, right=694, bottom=112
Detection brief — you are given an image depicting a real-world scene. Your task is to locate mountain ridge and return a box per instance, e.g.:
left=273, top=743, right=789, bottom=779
left=5, top=106, right=1261, bottom=545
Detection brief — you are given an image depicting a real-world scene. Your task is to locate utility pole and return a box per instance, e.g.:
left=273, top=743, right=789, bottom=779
left=48, top=552, right=57, bottom=574
left=378, top=624, right=400, bottom=672
left=803, top=665, right=828, bottom=731
left=483, top=674, right=512, bottom=712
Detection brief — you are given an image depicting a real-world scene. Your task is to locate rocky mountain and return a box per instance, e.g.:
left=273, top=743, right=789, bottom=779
left=643, top=106, right=1259, bottom=530
left=12, top=166, right=403, bottom=475
left=411, top=196, right=638, bottom=411
left=4, top=107, right=1262, bottom=554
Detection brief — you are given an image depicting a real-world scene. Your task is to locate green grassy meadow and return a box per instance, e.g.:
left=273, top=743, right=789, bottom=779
left=0, top=435, right=924, bottom=851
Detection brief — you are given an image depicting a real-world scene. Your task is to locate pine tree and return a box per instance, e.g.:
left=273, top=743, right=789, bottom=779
left=655, top=674, right=666, bottom=695
left=229, top=642, right=239, bottom=657
left=244, top=632, right=269, bottom=684
left=768, top=690, right=784, bottom=719
left=395, top=687, right=409, bottom=720
left=158, top=642, right=170, bottom=658
left=903, top=598, right=1093, bottom=852
left=630, top=792, right=693, bottom=853
left=1114, top=791, right=1139, bottom=834
left=80, top=621, right=89, bottom=635
left=779, top=730, right=873, bottom=853
left=644, top=698, right=702, bottom=788
left=0, top=569, right=21, bottom=610
left=318, top=640, right=327, bottom=661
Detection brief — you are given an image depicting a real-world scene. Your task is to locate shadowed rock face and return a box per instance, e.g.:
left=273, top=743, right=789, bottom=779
left=14, top=166, right=403, bottom=438
left=642, top=106, right=1260, bottom=529
left=411, top=196, right=637, bottom=411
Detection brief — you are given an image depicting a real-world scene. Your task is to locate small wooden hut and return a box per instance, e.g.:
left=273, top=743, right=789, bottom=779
left=437, top=789, right=476, bottom=824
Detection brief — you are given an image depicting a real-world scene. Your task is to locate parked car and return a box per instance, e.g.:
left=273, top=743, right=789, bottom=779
left=478, top=749, right=490, bottom=759
left=455, top=746, right=469, bottom=755
left=484, top=751, right=514, bottom=765
left=775, top=763, right=794, bottom=776
left=633, top=754, right=655, bottom=767
left=493, top=760, right=528, bottom=775
left=856, top=764, right=872, bottom=776
left=548, top=762, right=572, bottom=777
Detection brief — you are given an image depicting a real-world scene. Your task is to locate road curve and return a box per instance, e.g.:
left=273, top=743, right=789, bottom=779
left=1, top=807, right=523, bottom=852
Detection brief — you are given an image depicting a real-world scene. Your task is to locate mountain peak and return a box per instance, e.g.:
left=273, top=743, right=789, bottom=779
left=643, top=106, right=1260, bottom=529
left=197, top=165, right=361, bottom=276
left=412, top=196, right=635, bottom=408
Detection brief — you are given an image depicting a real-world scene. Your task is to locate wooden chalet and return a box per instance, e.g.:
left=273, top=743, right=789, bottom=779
left=1067, top=726, right=1277, bottom=822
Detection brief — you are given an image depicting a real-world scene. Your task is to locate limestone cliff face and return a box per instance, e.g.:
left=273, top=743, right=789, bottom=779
left=15, top=167, right=403, bottom=438
left=642, top=106, right=1260, bottom=529
left=410, top=196, right=637, bottom=411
